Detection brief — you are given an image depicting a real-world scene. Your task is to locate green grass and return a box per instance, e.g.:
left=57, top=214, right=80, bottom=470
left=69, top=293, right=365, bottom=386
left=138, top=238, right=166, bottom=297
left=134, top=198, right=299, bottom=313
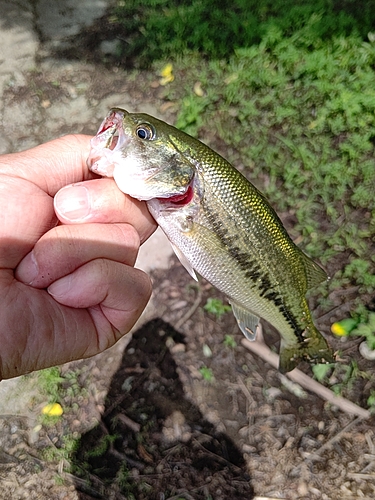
left=162, top=26, right=375, bottom=313
left=112, top=0, right=375, bottom=66
left=37, top=367, right=65, bottom=404
left=109, top=3, right=375, bottom=314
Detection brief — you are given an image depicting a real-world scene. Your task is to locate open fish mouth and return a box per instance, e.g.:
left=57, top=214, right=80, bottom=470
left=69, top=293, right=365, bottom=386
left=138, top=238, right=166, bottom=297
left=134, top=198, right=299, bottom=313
left=87, top=107, right=194, bottom=201
left=87, top=109, right=129, bottom=177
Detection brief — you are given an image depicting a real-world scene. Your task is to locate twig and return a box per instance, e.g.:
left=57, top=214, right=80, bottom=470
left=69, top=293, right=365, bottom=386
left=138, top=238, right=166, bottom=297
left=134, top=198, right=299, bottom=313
left=191, top=436, right=243, bottom=472
left=254, top=497, right=289, bottom=500
left=241, top=337, right=370, bottom=419
left=307, top=416, right=364, bottom=460
left=348, top=472, right=375, bottom=480
left=117, top=413, right=141, bottom=433
left=365, top=431, right=375, bottom=454
left=175, top=286, right=203, bottom=330
left=166, top=491, right=198, bottom=500
left=109, top=446, right=146, bottom=470
left=62, top=472, right=105, bottom=498
left=236, top=375, right=255, bottom=405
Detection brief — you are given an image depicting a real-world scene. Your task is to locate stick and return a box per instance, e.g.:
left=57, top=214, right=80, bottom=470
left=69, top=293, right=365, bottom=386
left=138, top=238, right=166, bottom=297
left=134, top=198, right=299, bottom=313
left=307, top=416, right=364, bottom=460
left=117, top=413, right=141, bottom=433
left=175, top=287, right=203, bottom=330
left=241, top=338, right=370, bottom=419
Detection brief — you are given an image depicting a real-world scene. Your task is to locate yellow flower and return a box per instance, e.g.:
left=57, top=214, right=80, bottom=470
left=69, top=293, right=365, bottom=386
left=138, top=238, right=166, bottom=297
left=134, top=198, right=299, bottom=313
left=331, top=322, right=347, bottom=336
left=42, top=403, right=63, bottom=417
left=159, top=63, right=174, bottom=85
left=331, top=318, right=359, bottom=337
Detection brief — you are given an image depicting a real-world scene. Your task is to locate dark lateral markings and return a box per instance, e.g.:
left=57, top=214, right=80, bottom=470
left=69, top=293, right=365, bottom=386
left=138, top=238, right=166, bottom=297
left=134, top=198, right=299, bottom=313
left=207, top=213, right=305, bottom=344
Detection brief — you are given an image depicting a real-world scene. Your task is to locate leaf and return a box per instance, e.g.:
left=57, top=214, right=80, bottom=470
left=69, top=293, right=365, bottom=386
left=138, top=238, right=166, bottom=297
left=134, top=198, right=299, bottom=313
left=312, top=363, right=332, bottom=382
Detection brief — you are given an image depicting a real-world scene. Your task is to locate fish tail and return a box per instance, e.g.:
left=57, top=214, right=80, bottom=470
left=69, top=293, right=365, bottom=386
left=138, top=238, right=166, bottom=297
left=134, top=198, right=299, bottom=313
left=279, top=328, right=334, bottom=374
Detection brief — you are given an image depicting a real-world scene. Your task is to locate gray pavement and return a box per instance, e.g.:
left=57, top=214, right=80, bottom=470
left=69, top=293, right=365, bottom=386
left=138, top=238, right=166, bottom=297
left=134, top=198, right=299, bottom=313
left=0, top=0, right=173, bottom=413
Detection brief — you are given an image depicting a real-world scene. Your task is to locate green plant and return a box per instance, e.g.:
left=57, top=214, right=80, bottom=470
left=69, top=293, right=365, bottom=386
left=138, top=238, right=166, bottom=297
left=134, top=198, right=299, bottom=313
left=85, top=433, right=120, bottom=459
left=342, top=259, right=375, bottom=294
left=313, top=360, right=369, bottom=397
left=171, top=27, right=375, bottom=309
left=199, top=366, right=214, bottom=382
left=203, top=298, right=231, bottom=319
left=350, top=312, right=375, bottom=351
left=175, top=94, right=211, bottom=136
left=42, top=434, right=79, bottom=466
left=367, top=390, right=375, bottom=413
left=223, top=334, right=237, bottom=348
left=38, top=367, right=64, bottom=403
left=312, top=363, right=334, bottom=382
left=332, top=311, right=375, bottom=352
left=112, top=0, right=375, bottom=66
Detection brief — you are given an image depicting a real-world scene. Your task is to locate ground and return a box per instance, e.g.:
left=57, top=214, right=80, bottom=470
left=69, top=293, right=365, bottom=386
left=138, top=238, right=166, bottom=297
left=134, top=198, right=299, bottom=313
left=1, top=257, right=375, bottom=499
left=0, top=2, right=375, bottom=499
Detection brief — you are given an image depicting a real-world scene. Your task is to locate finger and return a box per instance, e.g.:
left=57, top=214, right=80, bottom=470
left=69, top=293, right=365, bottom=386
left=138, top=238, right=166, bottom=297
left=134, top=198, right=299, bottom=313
left=47, top=259, right=152, bottom=350
left=0, top=176, right=56, bottom=269
left=0, top=264, right=151, bottom=379
left=54, top=178, right=157, bottom=243
left=15, top=223, right=140, bottom=288
left=0, top=135, right=93, bottom=195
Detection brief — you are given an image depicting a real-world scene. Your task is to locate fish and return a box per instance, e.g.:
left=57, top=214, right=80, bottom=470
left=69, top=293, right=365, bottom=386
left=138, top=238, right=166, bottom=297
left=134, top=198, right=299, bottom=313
left=87, top=107, right=334, bottom=373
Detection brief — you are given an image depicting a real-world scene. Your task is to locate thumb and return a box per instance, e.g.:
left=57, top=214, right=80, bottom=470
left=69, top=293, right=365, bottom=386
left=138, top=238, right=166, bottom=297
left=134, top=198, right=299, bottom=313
left=54, top=178, right=156, bottom=243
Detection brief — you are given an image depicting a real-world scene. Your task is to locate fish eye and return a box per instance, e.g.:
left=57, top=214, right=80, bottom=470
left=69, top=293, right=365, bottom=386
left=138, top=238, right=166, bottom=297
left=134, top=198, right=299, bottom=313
left=136, top=124, right=156, bottom=140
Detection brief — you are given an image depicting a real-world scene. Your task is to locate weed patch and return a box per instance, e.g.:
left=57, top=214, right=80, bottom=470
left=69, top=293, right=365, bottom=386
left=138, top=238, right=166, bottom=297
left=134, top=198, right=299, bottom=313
left=166, top=29, right=375, bottom=312
left=111, top=0, right=375, bottom=66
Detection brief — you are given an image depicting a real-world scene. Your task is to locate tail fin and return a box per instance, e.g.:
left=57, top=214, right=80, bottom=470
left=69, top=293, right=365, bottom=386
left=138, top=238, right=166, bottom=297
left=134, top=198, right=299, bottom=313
left=279, top=330, right=334, bottom=374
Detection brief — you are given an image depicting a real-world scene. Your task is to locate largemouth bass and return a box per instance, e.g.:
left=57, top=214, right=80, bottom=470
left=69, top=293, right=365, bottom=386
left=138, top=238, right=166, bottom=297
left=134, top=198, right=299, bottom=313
left=88, top=108, right=334, bottom=373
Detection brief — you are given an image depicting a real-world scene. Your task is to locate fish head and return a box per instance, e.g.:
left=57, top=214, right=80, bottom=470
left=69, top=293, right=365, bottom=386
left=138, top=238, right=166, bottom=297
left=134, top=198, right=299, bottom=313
left=87, top=108, right=195, bottom=201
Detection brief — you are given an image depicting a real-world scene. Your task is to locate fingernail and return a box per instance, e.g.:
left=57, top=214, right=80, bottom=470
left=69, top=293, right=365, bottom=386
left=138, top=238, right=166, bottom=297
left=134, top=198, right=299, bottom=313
left=16, top=251, right=39, bottom=284
left=48, top=275, right=72, bottom=299
left=54, top=185, right=90, bottom=221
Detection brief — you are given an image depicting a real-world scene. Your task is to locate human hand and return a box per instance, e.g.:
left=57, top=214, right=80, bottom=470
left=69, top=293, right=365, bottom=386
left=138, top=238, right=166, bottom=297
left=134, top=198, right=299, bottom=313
left=0, top=134, right=156, bottom=380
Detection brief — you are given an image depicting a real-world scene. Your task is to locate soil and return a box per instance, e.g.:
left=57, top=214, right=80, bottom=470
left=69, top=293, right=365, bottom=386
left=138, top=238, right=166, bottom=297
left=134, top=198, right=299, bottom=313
left=1, top=257, right=375, bottom=499
left=0, top=3, right=375, bottom=499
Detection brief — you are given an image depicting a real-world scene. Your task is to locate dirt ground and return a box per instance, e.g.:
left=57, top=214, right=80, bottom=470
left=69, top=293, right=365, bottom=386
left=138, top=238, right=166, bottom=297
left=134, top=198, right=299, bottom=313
left=1, top=256, right=375, bottom=500
left=1, top=4, right=375, bottom=499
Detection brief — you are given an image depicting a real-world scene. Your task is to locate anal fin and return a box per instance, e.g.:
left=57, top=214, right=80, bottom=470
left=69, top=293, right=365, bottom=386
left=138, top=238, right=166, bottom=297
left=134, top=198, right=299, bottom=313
left=231, top=301, right=260, bottom=341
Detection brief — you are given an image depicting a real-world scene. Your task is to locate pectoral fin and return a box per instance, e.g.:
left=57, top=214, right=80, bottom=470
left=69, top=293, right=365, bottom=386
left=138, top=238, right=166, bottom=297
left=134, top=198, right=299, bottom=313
left=231, top=301, right=260, bottom=341
left=170, top=242, right=198, bottom=281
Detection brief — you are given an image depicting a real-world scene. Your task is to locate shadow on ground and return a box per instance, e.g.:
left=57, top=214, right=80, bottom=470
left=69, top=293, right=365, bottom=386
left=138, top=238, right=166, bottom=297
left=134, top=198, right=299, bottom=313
left=72, top=319, right=253, bottom=500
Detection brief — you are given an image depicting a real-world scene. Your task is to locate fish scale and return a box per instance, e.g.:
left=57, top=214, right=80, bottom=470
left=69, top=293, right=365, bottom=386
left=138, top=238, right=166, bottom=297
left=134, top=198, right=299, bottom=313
left=161, top=168, right=302, bottom=337
left=88, top=107, right=334, bottom=373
